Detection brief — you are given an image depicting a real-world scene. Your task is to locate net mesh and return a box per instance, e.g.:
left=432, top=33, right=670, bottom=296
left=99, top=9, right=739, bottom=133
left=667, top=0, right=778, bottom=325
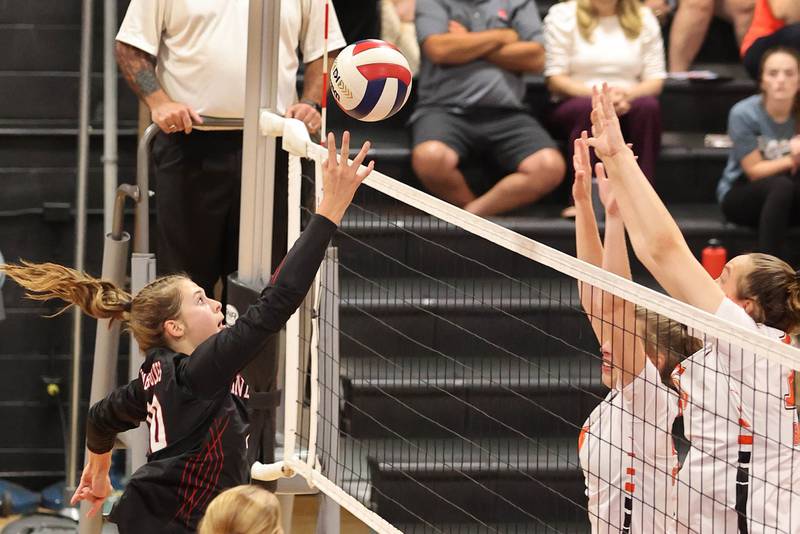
left=285, top=167, right=800, bottom=534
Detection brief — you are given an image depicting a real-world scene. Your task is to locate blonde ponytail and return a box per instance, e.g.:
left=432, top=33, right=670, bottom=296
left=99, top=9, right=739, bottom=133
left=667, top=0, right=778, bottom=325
left=1, top=260, right=188, bottom=353
left=0, top=261, right=131, bottom=321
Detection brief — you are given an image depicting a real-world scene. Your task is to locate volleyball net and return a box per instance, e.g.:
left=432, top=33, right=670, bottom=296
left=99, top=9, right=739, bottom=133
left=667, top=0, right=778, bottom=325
left=258, top=113, right=800, bottom=533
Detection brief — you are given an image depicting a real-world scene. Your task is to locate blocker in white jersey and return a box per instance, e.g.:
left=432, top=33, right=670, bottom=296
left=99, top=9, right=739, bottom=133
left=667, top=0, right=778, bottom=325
left=580, top=357, right=681, bottom=534
left=584, top=83, right=800, bottom=534
left=675, top=298, right=800, bottom=534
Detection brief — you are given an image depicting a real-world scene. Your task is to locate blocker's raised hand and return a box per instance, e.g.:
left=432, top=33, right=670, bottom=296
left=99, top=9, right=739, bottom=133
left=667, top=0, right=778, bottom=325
left=586, top=84, right=629, bottom=161
left=572, top=130, right=593, bottom=205
left=317, top=131, right=375, bottom=225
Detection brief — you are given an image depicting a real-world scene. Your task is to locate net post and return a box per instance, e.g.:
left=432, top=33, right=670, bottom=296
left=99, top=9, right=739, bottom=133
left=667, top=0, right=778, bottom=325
left=314, top=247, right=341, bottom=534
left=283, top=153, right=304, bottom=462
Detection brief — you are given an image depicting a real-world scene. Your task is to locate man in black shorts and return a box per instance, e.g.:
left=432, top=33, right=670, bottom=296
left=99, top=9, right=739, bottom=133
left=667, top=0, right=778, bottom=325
left=412, top=0, right=565, bottom=216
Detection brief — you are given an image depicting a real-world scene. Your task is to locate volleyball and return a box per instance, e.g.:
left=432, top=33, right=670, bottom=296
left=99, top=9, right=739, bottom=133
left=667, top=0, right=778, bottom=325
left=329, top=39, right=412, bottom=122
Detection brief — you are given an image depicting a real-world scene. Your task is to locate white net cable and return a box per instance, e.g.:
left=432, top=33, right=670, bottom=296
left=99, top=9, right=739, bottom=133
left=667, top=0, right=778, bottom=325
left=258, top=114, right=800, bottom=534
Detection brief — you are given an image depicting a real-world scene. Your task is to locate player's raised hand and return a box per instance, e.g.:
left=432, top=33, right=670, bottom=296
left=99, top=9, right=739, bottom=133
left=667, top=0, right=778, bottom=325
left=586, top=84, right=629, bottom=161
left=70, top=451, right=113, bottom=518
left=318, top=131, right=375, bottom=225
left=572, top=130, right=593, bottom=205
left=595, top=162, right=619, bottom=216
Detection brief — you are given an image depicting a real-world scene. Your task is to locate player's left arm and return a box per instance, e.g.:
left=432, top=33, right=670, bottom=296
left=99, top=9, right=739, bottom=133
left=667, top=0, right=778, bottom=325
left=86, top=378, right=148, bottom=454
left=486, top=0, right=545, bottom=73
left=72, top=378, right=148, bottom=517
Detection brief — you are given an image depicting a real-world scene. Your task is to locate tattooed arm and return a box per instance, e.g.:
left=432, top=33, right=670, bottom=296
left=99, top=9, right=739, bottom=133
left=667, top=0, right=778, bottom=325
left=114, top=41, right=202, bottom=134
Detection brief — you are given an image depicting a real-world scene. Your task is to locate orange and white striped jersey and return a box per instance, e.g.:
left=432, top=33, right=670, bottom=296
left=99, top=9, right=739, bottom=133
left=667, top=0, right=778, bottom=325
left=675, top=298, right=800, bottom=533
left=579, top=357, right=680, bottom=533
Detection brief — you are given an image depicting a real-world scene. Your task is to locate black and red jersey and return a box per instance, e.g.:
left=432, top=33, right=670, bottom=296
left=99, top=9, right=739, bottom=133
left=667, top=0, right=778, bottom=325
left=84, top=214, right=337, bottom=533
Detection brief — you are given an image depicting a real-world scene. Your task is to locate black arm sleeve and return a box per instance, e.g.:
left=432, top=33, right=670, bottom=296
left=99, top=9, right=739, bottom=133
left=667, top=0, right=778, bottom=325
left=178, top=214, right=338, bottom=398
left=86, top=378, right=148, bottom=454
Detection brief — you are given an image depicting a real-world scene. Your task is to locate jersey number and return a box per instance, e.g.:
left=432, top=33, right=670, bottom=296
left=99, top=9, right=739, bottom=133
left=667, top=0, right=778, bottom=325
left=146, top=395, right=167, bottom=453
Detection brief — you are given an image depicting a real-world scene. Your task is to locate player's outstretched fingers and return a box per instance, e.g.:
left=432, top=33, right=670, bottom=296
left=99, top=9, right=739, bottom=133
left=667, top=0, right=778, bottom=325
left=601, top=83, right=616, bottom=120
left=340, top=130, right=351, bottom=164
left=326, top=132, right=337, bottom=171
left=355, top=160, right=375, bottom=182
left=351, top=140, right=371, bottom=169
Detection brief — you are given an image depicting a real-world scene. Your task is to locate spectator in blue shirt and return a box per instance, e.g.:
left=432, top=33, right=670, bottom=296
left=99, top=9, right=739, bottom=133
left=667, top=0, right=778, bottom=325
left=717, top=47, right=800, bottom=258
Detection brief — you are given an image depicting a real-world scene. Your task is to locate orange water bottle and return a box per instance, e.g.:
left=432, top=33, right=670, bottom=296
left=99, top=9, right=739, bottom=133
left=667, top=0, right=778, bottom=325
left=702, top=239, right=727, bottom=279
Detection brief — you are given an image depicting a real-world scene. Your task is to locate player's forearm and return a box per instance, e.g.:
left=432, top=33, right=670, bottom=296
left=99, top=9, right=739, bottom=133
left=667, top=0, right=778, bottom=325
left=86, top=380, right=147, bottom=454
left=423, top=30, right=512, bottom=65
left=115, top=41, right=171, bottom=109
left=601, top=214, right=632, bottom=281
left=184, top=215, right=337, bottom=398
left=486, top=42, right=544, bottom=73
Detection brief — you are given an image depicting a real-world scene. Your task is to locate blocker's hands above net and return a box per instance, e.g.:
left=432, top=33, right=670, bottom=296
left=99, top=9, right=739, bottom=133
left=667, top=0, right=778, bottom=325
left=586, top=84, right=630, bottom=161
left=572, top=131, right=593, bottom=205
left=595, top=162, right=619, bottom=216
left=317, top=131, right=375, bottom=225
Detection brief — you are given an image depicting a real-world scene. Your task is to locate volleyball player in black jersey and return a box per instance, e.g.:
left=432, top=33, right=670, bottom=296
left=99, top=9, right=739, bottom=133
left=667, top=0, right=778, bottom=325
left=2, top=132, right=373, bottom=533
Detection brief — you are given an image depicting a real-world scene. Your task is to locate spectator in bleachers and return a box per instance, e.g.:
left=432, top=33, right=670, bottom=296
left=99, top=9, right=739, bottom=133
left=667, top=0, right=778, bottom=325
left=115, top=0, right=345, bottom=303
left=717, top=47, right=800, bottom=259
left=411, top=0, right=565, bottom=216
left=381, top=0, right=421, bottom=75
left=741, top=0, right=800, bottom=79
left=668, top=0, right=755, bottom=72
left=544, top=0, right=666, bottom=191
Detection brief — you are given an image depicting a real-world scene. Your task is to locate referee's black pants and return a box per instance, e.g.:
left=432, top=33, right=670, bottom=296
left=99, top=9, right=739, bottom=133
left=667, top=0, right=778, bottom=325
left=151, top=130, right=289, bottom=303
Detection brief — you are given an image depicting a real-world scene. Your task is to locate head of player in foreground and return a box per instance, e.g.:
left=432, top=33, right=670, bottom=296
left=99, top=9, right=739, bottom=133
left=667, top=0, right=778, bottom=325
left=198, top=485, right=282, bottom=534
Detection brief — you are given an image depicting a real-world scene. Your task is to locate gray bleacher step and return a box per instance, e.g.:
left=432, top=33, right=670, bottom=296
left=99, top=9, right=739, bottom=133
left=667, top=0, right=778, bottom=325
left=0, top=128, right=138, bottom=168
left=338, top=277, right=598, bottom=360
left=342, top=354, right=603, bottom=440
left=0, top=352, right=131, bottom=401
left=342, top=129, right=731, bottom=205
left=0, top=307, right=96, bottom=355
left=0, top=448, right=66, bottom=492
left=1, top=167, right=137, bottom=211
left=0, top=0, right=129, bottom=25
left=364, top=437, right=586, bottom=525
left=0, top=72, right=139, bottom=121
left=336, top=205, right=800, bottom=279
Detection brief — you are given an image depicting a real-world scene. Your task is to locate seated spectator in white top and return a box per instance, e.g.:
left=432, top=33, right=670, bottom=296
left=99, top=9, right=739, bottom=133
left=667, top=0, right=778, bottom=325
left=545, top=0, right=666, bottom=184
